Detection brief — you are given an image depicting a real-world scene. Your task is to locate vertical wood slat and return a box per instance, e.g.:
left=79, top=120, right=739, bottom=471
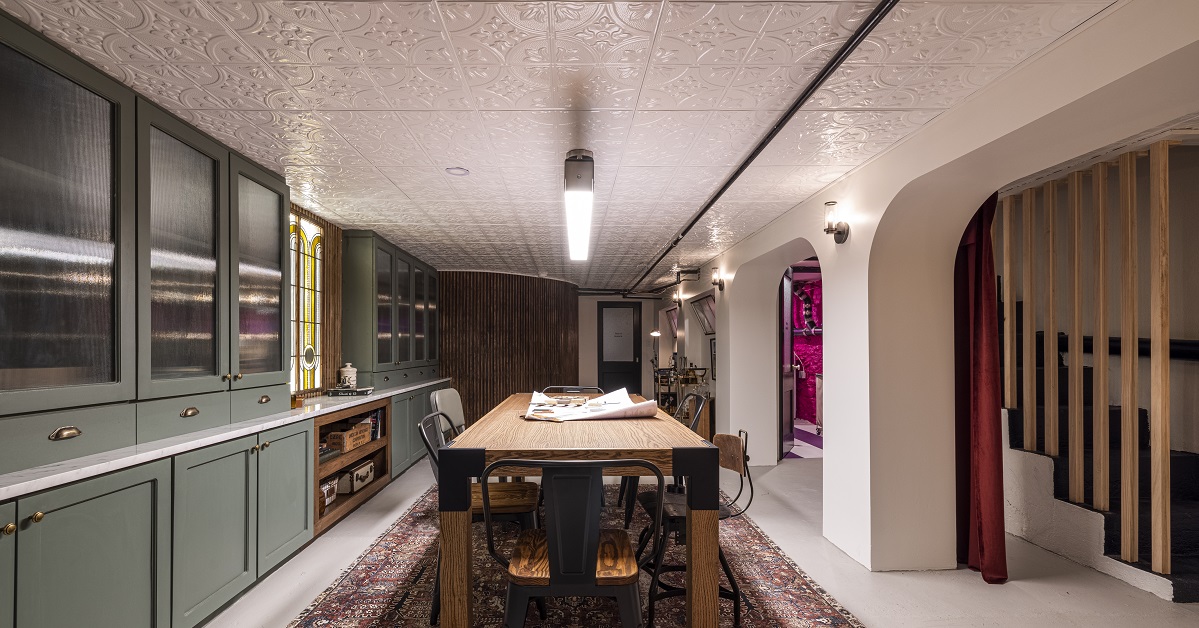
left=1068, top=172, right=1085, bottom=503
left=440, top=272, right=580, bottom=425
left=1119, top=151, right=1139, bottom=563
left=1002, top=196, right=1018, bottom=408
left=1043, top=181, right=1059, bottom=457
left=1022, top=189, right=1038, bottom=450
left=1149, top=141, right=1171, bottom=574
left=1092, top=162, right=1111, bottom=512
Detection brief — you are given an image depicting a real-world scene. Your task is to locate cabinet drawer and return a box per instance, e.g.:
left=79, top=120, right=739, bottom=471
left=230, top=384, right=290, bottom=423
left=0, top=404, right=135, bottom=476
left=137, top=392, right=231, bottom=443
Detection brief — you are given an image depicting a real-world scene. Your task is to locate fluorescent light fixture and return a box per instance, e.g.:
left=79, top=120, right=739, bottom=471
left=564, top=149, right=594, bottom=261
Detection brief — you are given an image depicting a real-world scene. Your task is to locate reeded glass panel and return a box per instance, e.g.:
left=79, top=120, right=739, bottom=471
left=413, top=265, right=426, bottom=361
left=0, top=43, right=116, bottom=392
left=376, top=247, right=393, bottom=365
left=427, top=274, right=438, bottom=361
left=149, top=127, right=218, bottom=379
left=237, top=176, right=283, bottom=375
left=395, top=257, right=411, bottom=363
left=289, top=214, right=322, bottom=392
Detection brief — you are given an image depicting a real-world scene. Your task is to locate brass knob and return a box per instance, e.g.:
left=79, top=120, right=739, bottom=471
left=261, top=441, right=271, bottom=449
left=2, top=523, right=15, bottom=536
left=222, top=373, right=232, bottom=382
left=30, top=512, right=45, bottom=524
left=234, top=373, right=243, bottom=380
left=251, top=445, right=260, bottom=453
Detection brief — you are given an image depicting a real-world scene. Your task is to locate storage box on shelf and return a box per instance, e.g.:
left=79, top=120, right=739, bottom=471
left=314, top=398, right=392, bottom=535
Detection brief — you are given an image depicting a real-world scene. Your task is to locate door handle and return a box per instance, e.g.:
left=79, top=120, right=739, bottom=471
left=180, top=407, right=200, bottom=418
left=48, top=426, right=82, bottom=441
left=258, top=395, right=271, bottom=404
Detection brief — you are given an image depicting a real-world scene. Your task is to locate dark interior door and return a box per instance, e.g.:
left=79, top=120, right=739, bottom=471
left=779, top=272, right=795, bottom=460
left=598, top=302, right=641, bottom=395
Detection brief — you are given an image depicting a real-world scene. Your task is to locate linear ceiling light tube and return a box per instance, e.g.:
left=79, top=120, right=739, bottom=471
left=629, top=0, right=902, bottom=291
left=564, top=149, right=595, bottom=261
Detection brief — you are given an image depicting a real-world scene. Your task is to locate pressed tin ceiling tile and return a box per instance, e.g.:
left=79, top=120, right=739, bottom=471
left=0, top=0, right=1117, bottom=287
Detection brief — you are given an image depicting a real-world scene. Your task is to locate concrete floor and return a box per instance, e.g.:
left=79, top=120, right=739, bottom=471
left=207, top=457, right=1199, bottom=628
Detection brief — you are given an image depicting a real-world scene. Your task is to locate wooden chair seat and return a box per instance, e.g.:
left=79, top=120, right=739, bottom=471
left=638, top=491, right=733, bottom=521
left=507, top=528, right=640, bottom=586
left=470, top=481, right=539, bottom=515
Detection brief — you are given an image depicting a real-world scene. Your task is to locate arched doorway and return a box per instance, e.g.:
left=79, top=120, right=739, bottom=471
left=781, top=257, right=823, bottom=461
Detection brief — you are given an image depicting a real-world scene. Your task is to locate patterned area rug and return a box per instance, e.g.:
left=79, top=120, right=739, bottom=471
left=290, top=486, right=863, bottom=627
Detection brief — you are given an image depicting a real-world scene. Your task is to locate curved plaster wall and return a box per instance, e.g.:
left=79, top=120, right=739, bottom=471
left=696, top=0, right=1199, bottom=571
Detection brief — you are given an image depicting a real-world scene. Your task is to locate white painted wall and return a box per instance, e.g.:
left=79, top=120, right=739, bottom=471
left=682, top=0, right=1199, bottom=572
left=578, top=296, right=655, bottom=397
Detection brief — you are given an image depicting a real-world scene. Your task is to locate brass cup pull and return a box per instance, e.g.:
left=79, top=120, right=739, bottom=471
left=2, top=523, right=15, bottom=536
left=251, top=445, right=260, bottom=453
left=48, top=426, right=82, bottom=441
left=30, top=512, right=45, bottom=524
left=258, top=395, right=271, bottom=404
left=180, top=407, right=200, bottom=418
left=234, top=373, right=243, bottom=380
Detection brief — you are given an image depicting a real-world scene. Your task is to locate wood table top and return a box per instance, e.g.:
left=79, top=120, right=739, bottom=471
left=449, top=393, right=709, bottom=473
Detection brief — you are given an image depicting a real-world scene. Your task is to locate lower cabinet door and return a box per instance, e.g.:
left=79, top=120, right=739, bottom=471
left=1, top=502, right=13, bottom=628
left=15, top=460, right=171, bottom=628
left=413, top=388, right=431, bottom=462
left=173, top=436, right=258, bottom=628
left=391, top=395, right=410, bottom=477
left=257, top=419, right=313, bottom=575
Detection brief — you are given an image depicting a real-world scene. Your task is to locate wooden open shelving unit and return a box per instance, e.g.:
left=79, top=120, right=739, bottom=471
left=313, top=398, right=391, bottom=536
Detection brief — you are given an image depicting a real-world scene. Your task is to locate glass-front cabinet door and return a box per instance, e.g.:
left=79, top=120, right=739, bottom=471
left=0, top=27, right=136, bottom=416
left=230, top=156, right=289, bottom=389
left=137, top=101, right=229, bottom=399
left=394, top=255, right=412, bottom=368
left=373, top=244, right=396, bottom=373
left=413, top=265, right=427, bottom=362
left=427, top=270, right=438, bottom=362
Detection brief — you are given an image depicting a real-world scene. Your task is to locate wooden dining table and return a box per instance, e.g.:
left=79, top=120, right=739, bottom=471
left=438, top=392, right=721, bottom=627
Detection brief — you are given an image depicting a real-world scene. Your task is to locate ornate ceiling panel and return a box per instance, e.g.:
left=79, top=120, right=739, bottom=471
left=1, top=0, right=1114, bottom=289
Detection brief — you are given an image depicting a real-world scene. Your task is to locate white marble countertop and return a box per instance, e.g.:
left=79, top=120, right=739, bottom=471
left=0, top=378, right=450, bottom=502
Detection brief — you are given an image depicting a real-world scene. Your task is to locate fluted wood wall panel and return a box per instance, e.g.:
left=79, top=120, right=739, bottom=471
left=441, top=272, right=579, bottom=424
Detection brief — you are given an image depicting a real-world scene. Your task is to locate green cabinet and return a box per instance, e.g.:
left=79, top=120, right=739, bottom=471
left=15, top=460, right=171, bottom=628
left=256, top=420, right=313, bottom=574
left=172, top=436, right=257, bottom=628
left=1, top=502, right=13, bottom=628
left=172, top=421, right=312, bottom=628
left=0, top=14, right=137, bottom=418
left=391, top=394, right=411, bottom=478
left=342, top=232, right=437, bottom=388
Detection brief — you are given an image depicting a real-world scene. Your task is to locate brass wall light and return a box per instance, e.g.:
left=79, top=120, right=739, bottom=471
left=824, top=201, right=849, bottom=244
left=711, top=268, right=724, bottom=291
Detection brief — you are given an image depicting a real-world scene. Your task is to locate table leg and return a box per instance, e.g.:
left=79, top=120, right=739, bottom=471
left=439, top=511, right=472, bottom=627
left=675, top=445, right=720, bottom=627
left=438, top=447, right=485, bottom=628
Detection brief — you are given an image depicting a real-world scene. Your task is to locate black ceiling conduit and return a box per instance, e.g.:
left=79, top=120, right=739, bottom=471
left=629, top=0, right=903, bottom=293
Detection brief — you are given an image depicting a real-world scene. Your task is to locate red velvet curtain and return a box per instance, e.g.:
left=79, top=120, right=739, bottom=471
left=954, top=192, right=1008, bottom=584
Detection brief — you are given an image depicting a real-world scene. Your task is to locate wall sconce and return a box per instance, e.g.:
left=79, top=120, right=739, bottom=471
left=711, top=268, right=724, bottom=291
left=672, top=290, right=682, bottom=303
left=650, top=329, right=661, bottom=337
left=824, top=201, right=849, bottom=244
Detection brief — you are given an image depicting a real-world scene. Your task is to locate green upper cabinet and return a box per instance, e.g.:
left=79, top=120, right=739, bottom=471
left=343, top=232, right=434, bottom=385
left=137, top=100, right=230, bottom=400
left=256, top=419, right=313, bottom=574
left=1, top=501, right=13, bottom=628
left=0, top=17, right=136, bottom=418
left=230, top=156, right=290, bottom=390
left=427, top=270, right=439, bottom=363
left=15, top=459, right=171, bottom=628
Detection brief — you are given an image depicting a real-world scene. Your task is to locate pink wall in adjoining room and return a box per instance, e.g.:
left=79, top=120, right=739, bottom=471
left=793, top=280, right=823, bottom=426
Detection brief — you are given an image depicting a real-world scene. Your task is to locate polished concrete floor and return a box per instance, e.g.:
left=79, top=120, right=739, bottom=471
left=208, top=457, right=1199, bottom=628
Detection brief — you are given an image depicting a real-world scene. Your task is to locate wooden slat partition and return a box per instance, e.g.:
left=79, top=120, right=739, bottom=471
left=1118, top=152, right=1139, bottom=563
left=1068, top=172, right=1084, bottom=502
left=1022, top=188, right=1038, bottom=450
left=1148, top=141, right=1171, bottom=574
left=1002, top=196, right=1018, bottom=408
left=440, top=272, right=580, bottom=425
left=1043, top=181, right=1059, bottom=457
left=1092, top=162, right=1111, bottom=512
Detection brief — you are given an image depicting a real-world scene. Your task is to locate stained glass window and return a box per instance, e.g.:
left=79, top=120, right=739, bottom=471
left=290, top=214, right=322, bottom=393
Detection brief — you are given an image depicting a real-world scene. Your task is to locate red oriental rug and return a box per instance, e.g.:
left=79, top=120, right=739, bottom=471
left=289, top=486, right=863, bottom=627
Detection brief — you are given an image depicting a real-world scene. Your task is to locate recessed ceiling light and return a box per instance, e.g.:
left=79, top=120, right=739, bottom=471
left=444, top=166, right=469, bottom=176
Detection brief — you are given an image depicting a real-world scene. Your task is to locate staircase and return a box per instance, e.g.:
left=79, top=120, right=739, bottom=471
left=1003, top=303, right=1199, bottom=602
